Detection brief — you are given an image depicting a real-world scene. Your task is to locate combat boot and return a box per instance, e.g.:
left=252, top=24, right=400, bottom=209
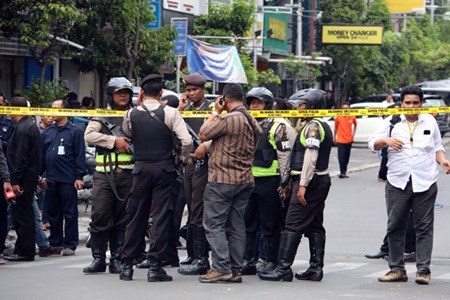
left=178, top=227, right=210, bottom=275
left=295, top=233, right=325, bottom=281
left=259, top=233, right=280, bottom=274
left=119, top=262, right=134, bottom=281
left=83, top=232, right=107, bottom=274
left=241, top=232, right=257, bottom=275
left=109, top=230, right=125, bottom=274
left=180, top=224, right=195, bottom=265
left=258, top=231, right=301, bottom=282
left=147, top=258, right=173, bottom=282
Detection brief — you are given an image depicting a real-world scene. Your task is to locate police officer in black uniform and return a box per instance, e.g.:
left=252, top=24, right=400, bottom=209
left=83, top=77, right=134, bottom=274
left=259, top=89, right=333, bottom=282
left=177, top=73, right=211, bottom=276
left=119, top=74, right=192, bottom=282
left=242, top=87, right=296, bottom=275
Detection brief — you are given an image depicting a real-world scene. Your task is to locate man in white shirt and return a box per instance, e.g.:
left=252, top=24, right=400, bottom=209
left=368, top=85, right=450, bottom=285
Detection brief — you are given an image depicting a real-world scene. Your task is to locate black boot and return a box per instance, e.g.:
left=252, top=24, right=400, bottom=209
left=241, top=232, right=257, bottom=275
left=178, top=226, right=210, bottom=275
left=83, top=232, right=107, bottom=274
left=180, top=224, right=195, bottom=265
left=147, top=258, right=173, bottom=282
left=119, top=262, right=134, bottom=281
left=295, top=233, right=325, bottom=282
left=258, top=231, right=301, bottom=282
left=109, top=230, right=125, bottom=274
left=259, top=233, right=280, bottom=274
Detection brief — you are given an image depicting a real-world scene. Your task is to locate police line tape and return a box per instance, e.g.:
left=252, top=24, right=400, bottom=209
left=1, top=106, right=449, bottom=118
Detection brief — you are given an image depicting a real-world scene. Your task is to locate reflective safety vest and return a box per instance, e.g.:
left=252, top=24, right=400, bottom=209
left=252, top=119, right=282, bottom=177
left=95, top=151, right=134, bottom=173
left=94, top=116, right=134, bottom=173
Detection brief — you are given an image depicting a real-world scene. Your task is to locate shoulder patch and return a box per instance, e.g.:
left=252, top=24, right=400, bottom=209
left=303, top=122, right=321, bottom=149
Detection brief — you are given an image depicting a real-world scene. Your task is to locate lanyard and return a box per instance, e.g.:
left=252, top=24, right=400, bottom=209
left=407, top=120, right=419, bottom=147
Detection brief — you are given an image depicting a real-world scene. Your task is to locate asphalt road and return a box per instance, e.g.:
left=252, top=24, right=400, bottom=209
left=1, top=138, right=450, bottom=299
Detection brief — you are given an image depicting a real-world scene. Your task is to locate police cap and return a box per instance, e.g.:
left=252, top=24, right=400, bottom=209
left=140, top=74, right=163, bottom=87
left=184, top=73, right=206, bottom=87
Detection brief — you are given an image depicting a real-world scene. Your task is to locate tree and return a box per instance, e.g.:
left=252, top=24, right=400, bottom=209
left=70, top=0, right=177, bottom=105
left=0, top=0, right=85, bottom=88
left=192, top=0, right=270, bottom=89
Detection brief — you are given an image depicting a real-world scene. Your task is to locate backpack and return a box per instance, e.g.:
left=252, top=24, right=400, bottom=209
left=378, top=115, right=401, bottom=181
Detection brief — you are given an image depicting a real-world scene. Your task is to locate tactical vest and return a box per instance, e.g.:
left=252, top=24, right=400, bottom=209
left=252, top=119, right=281, bottom=177
left=185, top=100, right=211, bottom=134
left=130, top=106, right=174, bottom=162
left=290, top=118, right=333, bottom=172
left=95, top=116, right=134, bottom=173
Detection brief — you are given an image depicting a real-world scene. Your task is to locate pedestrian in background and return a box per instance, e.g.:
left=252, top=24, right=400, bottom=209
left=369, top=85, right=450, bottom=285
left=334, top=102, right=357, bottom=178
left=83, top=77, right=134, bottom=274
left=4, top=97, right=41, bottom=262
left=198, top=83, right=262, bottom=283
left=40, top=99, right=86, bottom=257
left=119, top=74, right=192, bottom=282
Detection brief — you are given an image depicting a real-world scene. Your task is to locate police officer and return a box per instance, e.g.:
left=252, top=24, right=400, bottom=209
left=242, top=87, right=296, bottom=275
left=177, top=73, right=211, bottom=276
left=83, top=77, right=134, bottom=274
left=259, top=89, right=333, bottom=282
left=119, top=74, right=192, bottom=282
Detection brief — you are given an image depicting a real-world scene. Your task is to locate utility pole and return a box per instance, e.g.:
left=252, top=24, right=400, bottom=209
left=296, top=3, right=303, bottom=56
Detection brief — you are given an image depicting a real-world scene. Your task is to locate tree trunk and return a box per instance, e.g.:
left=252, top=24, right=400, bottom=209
left=39, top=63, right=47, bottom=90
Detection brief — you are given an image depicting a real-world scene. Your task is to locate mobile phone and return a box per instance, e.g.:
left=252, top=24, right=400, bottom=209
left=219, top=96, right=224, bottom=105
left=5, top=191, right=15, bottom=200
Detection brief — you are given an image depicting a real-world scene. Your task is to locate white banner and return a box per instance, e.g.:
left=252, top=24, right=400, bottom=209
left=163, top=0, right=208, bottom=16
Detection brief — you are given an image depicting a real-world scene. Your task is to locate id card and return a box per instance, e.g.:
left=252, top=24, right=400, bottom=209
left=58, top=145, right=65, bottom=155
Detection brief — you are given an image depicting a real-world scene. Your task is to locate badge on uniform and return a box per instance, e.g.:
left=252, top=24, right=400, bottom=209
left=58, top=138, right=65, bottom=155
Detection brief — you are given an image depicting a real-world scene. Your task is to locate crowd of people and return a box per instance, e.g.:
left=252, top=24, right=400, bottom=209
left=0, top=79, right=449, bottom=287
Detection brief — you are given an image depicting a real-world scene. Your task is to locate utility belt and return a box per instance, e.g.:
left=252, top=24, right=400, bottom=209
left=186, top=154, right=208, bottom=170
left=290, top=169, right=329, bottom=179
left=96, top=161, right=133, bottom=167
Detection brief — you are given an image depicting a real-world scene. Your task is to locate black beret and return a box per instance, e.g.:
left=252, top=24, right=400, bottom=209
left=184, top=73, right=206, bottom=87
left=141, top=74, right=163, bottom=87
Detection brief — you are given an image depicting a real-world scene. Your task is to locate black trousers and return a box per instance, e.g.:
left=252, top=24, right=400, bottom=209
left=0, top=189, right=8, bottom=253
left=245, top=176, right=283, bottom=238
left=337, top=142, right=352, bottom=175
left=90, top=171, right=133, bottom=234
left=183, top=163, right=208, bottom=228
left=11, top=189, right=36, bottom=257
left=285, top=175, right=331, bottom=236
left=121, top=160, right=177, bottom=264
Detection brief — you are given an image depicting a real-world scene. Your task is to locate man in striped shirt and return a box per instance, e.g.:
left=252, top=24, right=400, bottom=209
left=198, top=83, right=262, bottom=283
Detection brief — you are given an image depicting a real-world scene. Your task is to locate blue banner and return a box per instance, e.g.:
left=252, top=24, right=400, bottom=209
left=186, top=37, right=248, bottom=84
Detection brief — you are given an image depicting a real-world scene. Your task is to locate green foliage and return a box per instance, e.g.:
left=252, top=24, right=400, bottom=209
left=280, top=55, right=322, bottom=89
left=319, top=0, right=450, bottom=103
left=257, top=69, right=281, bottom=87
left=16, top=80, right=68, bottom=107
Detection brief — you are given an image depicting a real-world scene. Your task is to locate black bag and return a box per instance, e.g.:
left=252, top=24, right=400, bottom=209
left=378, top=115, right=401, bottom=181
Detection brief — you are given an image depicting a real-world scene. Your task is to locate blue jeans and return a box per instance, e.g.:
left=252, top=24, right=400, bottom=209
left=33, top=196, right=49, bottom=248
left=45, top=182, right=79, bottom=250
left=203, top=182, right=254, bottom=273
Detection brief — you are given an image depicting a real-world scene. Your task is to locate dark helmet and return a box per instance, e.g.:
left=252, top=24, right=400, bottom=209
left=245, top=87, right=274, bottom=109
left=288, top=89, right=326, bottom=109
left=105, top=77, right=133, bottom=108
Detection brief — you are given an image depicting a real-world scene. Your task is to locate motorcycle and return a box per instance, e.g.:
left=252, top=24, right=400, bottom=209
left=77, top=146, right=96, bottom=212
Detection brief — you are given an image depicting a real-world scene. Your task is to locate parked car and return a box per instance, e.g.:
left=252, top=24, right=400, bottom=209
left=326, top=102, right=390, bottom=143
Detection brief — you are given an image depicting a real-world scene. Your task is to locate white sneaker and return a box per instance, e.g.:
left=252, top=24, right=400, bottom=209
left=62, top=248, right=75, bottom=256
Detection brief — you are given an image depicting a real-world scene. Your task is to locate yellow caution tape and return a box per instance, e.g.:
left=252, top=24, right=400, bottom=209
left=1, top=106, right=449, bottom=118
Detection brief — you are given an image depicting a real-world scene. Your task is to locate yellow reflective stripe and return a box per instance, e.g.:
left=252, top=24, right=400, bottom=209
left=252, top=160, right=279, bottom=177
left=299, top=119, right=325, bottom=146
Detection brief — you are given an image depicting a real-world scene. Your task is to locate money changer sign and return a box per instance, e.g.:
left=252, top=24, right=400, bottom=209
left=322, top=25, right=383, bottom=45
